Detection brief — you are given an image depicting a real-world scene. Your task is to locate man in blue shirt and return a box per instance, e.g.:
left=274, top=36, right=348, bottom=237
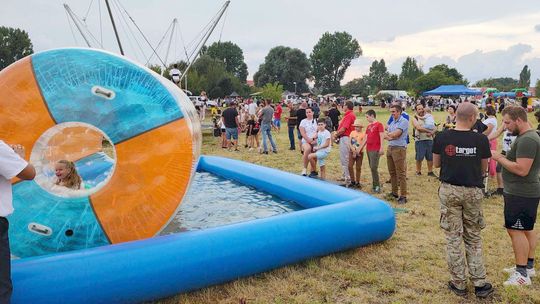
left=384, top=104, right=409, bottom=204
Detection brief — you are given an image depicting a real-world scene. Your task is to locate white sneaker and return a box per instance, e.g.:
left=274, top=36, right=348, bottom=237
left=503, top=266, right=536, bottom=277
left=301, top=168, right=307, bottom=176
left=503, top=271, right=531, bottom=286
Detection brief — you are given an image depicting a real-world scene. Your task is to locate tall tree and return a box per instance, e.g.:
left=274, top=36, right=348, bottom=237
left=399, top=57, right=423, bottom=81
left=187, top=55, right=244, bottom=98
left=0, top=26, right=33, bottom=70
left=254, top=46, right=311, bottom=93
left=535, top=79, right=540, bottom=97
left=398, top=57, right=423, bottom=91
left=366, top=59, right=398, bottom=91
left=310, top=31, right=362, bottom=93
left=518, top=65, right=531, bottom=88
left=206, top=41, right=248, bottom=83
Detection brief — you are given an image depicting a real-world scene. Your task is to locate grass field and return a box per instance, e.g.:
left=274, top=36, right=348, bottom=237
left=161, top=106, right=540, bottom=304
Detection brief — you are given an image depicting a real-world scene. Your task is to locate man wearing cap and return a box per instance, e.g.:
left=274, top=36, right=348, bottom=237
left=348, top=118, right=365, bottom=188
left=432, top=102, right=494, bottom=298
left=335, top=101, right=356, bottom=183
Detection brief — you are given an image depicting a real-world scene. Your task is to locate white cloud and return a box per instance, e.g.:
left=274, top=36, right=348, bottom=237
left=344, top=11, right=540, bottom=84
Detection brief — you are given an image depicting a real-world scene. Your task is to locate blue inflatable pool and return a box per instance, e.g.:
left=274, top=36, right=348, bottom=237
left=11, top=156, right=395, bottom=303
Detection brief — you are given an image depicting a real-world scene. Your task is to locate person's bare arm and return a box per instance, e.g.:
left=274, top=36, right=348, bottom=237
left=492, top=152, right=534, bottom=177
left=378, top=131, right=385, bottom=155
left=10, top=145, right=36, bottom=180
left=433, top=153, right=441, bottom=168
left=385, top=129, right=403, bottom=140
left=488, top=125, right=505, bottom=141
left=483, top=123, right=494, bottom=136
left=481, top=158, right=489, bottom=174
left=17, top=164, right=36, bottom=180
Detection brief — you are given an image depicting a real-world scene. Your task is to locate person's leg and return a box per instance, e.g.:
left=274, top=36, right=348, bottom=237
left=356, top=152, right=363, bottom=185
left=488, top=140, right=497, bottom=177
left=462, top=188, right=488, bottom=288
left=426, top=140, right=434, bottom=174
left=438, top=183, right=468, bottom=290
left=387, top=148, right=398, bottom=195
left=507, top=230, right=530, bottom=266
left=308, top=153, right=317, bottom=173
left=496, top=172, right=504, bottom=189
left=261, top=124, right=269, bottom=152
left=225, top=128, right=232, bottom=149
left=320, top=165, right=326, bottom=179
left=232, top=130, right=239, bottom=150
left=255, top=133, right=260, bottom=150
left=339, top=137, right=351, bottom=181
left=392, top=147, right=407, bottom=197
left=288, top=126, right=295, bottom=149
left=416, top=160, right=422, bottom=174
left=348, top=151, right=356, bottom=183
left=503, top=194, right=538, bottom=281
left=0, top=218, right=12, bottom=303
left=368, top=151, right=380, bottom=189
left=267, top=128, right=277, bottom=152
left=524, top=230, right=537, bottom=261
left=302, top=143, right=312, bottom=170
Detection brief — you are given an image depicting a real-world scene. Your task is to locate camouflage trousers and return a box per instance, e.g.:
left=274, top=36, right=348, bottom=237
left=439, top=183, right=487, bottom=289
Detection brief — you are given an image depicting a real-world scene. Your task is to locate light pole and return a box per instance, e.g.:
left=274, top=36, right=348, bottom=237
left=293, top=82, right=297, bottom=95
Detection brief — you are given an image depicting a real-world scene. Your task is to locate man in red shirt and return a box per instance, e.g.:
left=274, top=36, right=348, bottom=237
left=335, top=101, right=356, bottom=183
left=359, top=109, right=385, bottom=193
left=273, top=102, right=283, bottom=133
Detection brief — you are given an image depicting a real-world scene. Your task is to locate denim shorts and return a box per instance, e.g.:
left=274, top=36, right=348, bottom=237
left=316, top=150, right=329, bottom=166
left=415, top=140, right=433, bottom=161
left=225, top=127, right=238, bottom=140
left=273, top=119, right=281, bottom=128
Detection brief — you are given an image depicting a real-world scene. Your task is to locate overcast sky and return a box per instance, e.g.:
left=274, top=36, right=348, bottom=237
left=2, top=0, right=540, bottom=85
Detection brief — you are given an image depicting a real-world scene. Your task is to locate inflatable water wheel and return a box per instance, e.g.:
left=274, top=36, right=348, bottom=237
left=0, top=48, right=201, bottom=258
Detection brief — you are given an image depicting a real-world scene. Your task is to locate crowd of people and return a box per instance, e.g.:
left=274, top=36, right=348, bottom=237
left=207, top=94, right=540, bottom=297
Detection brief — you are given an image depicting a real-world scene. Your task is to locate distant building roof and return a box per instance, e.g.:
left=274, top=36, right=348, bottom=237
left=246, top=80, right=255, bottom=87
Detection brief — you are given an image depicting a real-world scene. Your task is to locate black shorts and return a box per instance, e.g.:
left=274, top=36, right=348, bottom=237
left=504, top=193, right=540, bottom=231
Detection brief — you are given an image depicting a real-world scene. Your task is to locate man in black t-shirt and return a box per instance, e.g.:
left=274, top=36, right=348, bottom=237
left=328, top=103, right=341, bottom=131
left=296, top=101, right=308, bottom=151
left=286, top=102, right=298, bottom=150
left=432, top=102, right=494, bottom=299
left=221, top=102, right=240, bottom=151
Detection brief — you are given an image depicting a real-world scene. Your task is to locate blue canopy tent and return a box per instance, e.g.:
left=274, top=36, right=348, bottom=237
left=422, top=85, right=482, bottom=96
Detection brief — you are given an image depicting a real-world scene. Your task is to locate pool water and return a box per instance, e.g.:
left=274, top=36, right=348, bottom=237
left=160, top=172, right=303, bottom=234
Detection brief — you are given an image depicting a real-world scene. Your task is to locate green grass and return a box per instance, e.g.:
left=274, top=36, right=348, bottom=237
left=158, top=106, right=540, bottom=304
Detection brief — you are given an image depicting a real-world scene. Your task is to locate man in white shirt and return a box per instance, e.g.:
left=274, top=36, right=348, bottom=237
left=0, top=141, right=35, bottom=303
left=248, top=100, right=257, bottom=116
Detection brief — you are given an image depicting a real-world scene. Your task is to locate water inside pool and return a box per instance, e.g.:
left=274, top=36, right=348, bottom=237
left=160, top=172, right=303, bottom=234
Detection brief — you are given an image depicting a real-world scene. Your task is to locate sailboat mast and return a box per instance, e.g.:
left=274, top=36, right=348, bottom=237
left=104, top=0, right=125, bottom=55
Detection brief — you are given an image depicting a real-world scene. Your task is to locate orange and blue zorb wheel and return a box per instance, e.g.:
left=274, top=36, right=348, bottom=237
left=0, top=48, right=201, bottom=258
